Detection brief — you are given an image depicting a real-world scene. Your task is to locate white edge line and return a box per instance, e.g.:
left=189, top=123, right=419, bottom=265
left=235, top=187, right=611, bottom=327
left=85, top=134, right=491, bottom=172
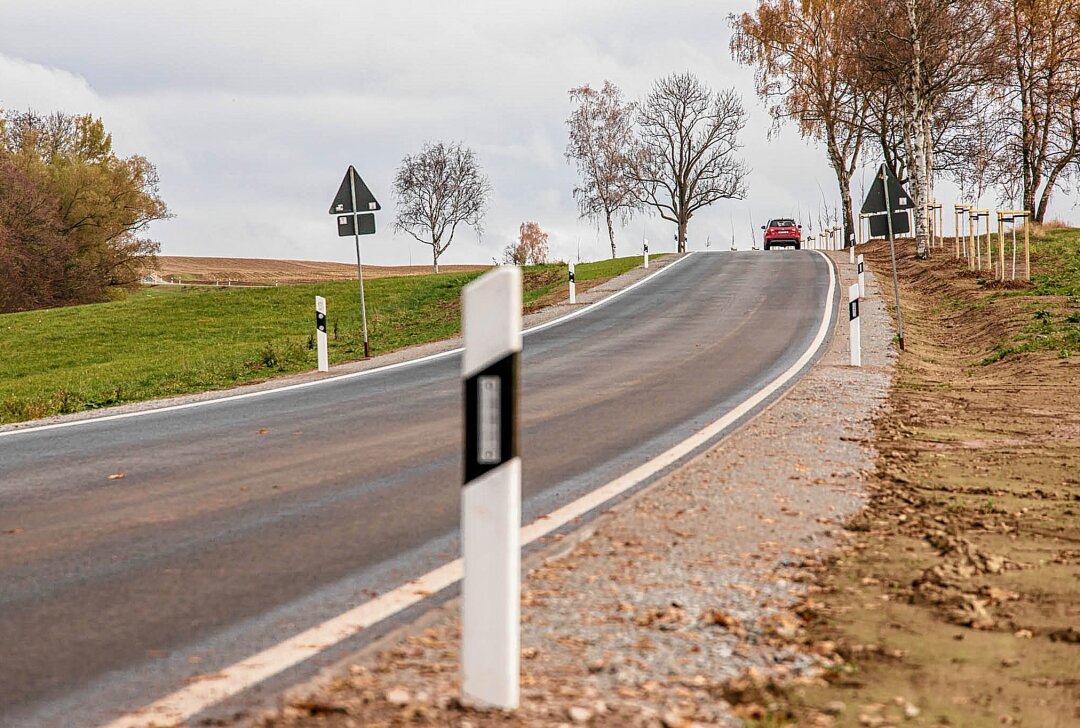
left=1, top=254, right=694, bottom=440
left=101, top=250, right=837, bottom=728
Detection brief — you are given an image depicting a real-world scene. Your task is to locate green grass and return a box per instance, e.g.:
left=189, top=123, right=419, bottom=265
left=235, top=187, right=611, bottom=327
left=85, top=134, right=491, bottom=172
left=0, top=255, right=655, bottom=424
left=980, top=227, right=1080, bottom=364
left=520, top=254, right=656, bottom=306
left=1030, top=227, right=1080, bottom=297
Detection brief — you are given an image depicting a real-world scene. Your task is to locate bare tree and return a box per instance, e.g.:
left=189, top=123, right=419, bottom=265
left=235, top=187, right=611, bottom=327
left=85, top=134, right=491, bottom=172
left=565, top=81, right=640, bottom=259
left=731, top=0, right=868, bottom=248
left=392, top=141, right=491, bottom=272
left=633, top=73, right=749, bottom=253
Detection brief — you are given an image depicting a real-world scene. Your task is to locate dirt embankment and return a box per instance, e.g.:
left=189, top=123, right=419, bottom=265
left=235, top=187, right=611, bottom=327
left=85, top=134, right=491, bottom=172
left=771, top=239, right=1080, bottom=727
left=152, top=256, right=489, bottom=285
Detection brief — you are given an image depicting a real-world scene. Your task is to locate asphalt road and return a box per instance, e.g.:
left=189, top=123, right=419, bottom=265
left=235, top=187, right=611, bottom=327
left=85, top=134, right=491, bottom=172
left=0, top=251, right=834, bottom=727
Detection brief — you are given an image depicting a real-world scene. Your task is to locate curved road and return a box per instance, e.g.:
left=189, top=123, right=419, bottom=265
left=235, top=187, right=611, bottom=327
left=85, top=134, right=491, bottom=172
left=0, top=251, right=834, bottom=727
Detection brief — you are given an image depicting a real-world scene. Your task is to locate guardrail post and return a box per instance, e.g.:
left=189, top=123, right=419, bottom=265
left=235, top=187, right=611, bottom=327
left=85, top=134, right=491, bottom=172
left=461, top=267, right=522, bottom=710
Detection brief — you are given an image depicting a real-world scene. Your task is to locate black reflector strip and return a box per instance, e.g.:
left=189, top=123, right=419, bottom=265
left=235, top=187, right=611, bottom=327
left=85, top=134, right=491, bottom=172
left=316, top=311, right=327, bottom=332
left=849, top=299, right=860, bottom=321
left=464, top=352, right=519, bottom=484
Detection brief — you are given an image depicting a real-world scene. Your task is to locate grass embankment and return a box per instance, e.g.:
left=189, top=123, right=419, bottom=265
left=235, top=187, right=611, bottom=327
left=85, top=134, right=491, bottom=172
left=761, top=230, right=1079, bottom=726
left=0, top=255, right=654, bottom=424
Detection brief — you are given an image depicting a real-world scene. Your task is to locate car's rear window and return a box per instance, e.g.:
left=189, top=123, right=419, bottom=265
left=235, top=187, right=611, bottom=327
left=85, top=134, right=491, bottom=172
left=768, top=219, right=796, bottom=227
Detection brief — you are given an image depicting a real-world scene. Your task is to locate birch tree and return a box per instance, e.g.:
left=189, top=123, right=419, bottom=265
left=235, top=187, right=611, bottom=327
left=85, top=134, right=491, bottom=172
left=847, top=0, right=1001, bottom=257
left=565, top=82, right=640, bottom=258
left=392, top=141, right=491, bottom=272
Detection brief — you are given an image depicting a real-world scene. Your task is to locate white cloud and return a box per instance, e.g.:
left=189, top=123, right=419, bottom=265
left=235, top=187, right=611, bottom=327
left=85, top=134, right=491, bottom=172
left=1, top=1, right=1075, bottom=267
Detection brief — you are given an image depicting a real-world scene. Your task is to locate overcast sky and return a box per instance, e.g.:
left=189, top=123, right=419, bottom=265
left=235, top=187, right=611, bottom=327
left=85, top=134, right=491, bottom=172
left=1, top=1, right=1076, bottom=266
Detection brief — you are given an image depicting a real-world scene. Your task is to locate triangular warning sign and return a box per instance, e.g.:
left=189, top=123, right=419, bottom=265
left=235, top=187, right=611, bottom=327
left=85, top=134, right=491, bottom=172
left=861, top=163, right=915, bottom=215
left=329, top=166, right=382, bottom=214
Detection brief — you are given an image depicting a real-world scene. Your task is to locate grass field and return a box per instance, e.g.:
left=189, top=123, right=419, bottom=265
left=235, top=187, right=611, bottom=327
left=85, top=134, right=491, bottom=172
left=0, top=255, right=655, bottom=424
left=982, top=226, right=1080, bottom=362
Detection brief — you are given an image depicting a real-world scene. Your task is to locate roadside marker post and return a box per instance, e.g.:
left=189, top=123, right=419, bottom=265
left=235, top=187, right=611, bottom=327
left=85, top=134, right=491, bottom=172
left=461, top=267, right=522, bottom=711
left=568, top=262, right=576, bottom=304
left=849, top=239, right=856, bottom=265
left=315, top=296, right=328, bottom=373
left=849, top=283, right=861, bottom=367
left=857, top=254, right=866, bottom=298
left=643, top=240, right=650, bottom=269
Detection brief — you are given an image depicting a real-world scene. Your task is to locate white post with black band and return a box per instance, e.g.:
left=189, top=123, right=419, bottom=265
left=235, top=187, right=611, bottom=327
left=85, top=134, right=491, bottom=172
left=315, top=295, right=328, bottom=373
left=857, top=254, right=866, bottom=298
left=568, top=262, right=576, bottom=304
left=461, top=267, right=522, bottom=710
left=643, top=239, right=649, bottom=269
left=849, top=283, right=862, bottom=367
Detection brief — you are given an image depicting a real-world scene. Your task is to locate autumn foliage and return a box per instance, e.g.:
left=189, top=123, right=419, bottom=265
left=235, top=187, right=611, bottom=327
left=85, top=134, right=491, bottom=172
left=503, top=222, right=550, bottom=265
left=0, top=110, right=168, bottom=312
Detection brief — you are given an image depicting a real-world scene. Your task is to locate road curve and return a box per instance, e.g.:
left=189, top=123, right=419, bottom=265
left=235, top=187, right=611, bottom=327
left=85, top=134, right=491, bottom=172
left=0, top=251, right=835, bottom=727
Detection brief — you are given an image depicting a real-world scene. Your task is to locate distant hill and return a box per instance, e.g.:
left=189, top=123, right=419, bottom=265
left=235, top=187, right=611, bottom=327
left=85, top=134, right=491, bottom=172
left=152, top=256, right=490, bottom=285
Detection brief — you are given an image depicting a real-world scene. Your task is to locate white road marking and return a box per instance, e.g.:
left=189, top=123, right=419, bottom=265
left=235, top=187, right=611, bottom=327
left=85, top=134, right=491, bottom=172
left=0, top=254, right=693, bottom=440
left=101, top=251, right=837, bottom=728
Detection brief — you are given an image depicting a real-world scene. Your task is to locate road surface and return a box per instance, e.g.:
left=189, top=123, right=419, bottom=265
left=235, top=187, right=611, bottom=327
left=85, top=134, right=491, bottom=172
left=0, top=251, right=835, bottom=727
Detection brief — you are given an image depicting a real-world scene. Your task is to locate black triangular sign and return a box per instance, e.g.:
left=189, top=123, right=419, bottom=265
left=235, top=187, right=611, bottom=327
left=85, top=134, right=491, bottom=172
left=328, top=165, right=382, bottom=215
left=861, top=163, right=915, bottom=215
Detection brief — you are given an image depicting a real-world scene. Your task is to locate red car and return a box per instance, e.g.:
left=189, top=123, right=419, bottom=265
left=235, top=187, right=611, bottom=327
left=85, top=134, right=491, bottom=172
left=762, top=218, right=802, bottom=250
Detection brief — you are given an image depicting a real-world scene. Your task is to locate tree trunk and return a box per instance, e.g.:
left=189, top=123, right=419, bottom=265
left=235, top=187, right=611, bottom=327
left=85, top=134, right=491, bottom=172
left=905, top=0, right=930, bottom=260
left=433, top=246, right=440, bottom=273
left=606, top=211, right=617, bottom=259
left=826, top=138, right=856, bottom=249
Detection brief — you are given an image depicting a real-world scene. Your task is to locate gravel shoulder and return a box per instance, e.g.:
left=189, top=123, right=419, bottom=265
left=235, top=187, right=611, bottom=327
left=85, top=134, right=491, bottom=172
left=246, top=252, right=895, bottom=728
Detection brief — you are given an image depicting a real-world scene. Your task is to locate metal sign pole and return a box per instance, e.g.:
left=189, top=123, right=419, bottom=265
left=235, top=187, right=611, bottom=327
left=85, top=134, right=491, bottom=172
left=349, top=171, right=371, bottom=359
left=882, top=166, right=905, bottom=351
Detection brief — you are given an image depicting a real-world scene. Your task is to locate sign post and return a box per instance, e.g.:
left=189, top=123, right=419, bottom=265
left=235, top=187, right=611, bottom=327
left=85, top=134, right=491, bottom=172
left=568, top=262, right=576, bottom=304
left=861, top=163, right=912, bottom=352
left=849, top=283, right=861, bottom=367
left=461, top=267, right=522, bottom=710
left=315, top=296, right=328, bottom=372
left=329, top=166, right=381, bottom=359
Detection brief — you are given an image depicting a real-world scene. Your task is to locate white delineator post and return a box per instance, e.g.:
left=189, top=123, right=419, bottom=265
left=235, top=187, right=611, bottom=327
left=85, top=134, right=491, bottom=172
left=857, top=254, right=866, bottom=298
left=315, top=296, right=329, bottom=373
left=643, top=240, right=650, bottom=269
left=849, top=283, right=862, bottom=367
left=461, top=267, right=522, bottom=710
left=849, top=240, right=856, bottom=265
left=568, top=262, right=576, bottom=304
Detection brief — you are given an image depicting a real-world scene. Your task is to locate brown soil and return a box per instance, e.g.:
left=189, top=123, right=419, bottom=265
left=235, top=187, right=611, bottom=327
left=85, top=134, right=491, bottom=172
left=769, top=240, right=1080, bottom=727
left=152, top=256, right=489, bottom=285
